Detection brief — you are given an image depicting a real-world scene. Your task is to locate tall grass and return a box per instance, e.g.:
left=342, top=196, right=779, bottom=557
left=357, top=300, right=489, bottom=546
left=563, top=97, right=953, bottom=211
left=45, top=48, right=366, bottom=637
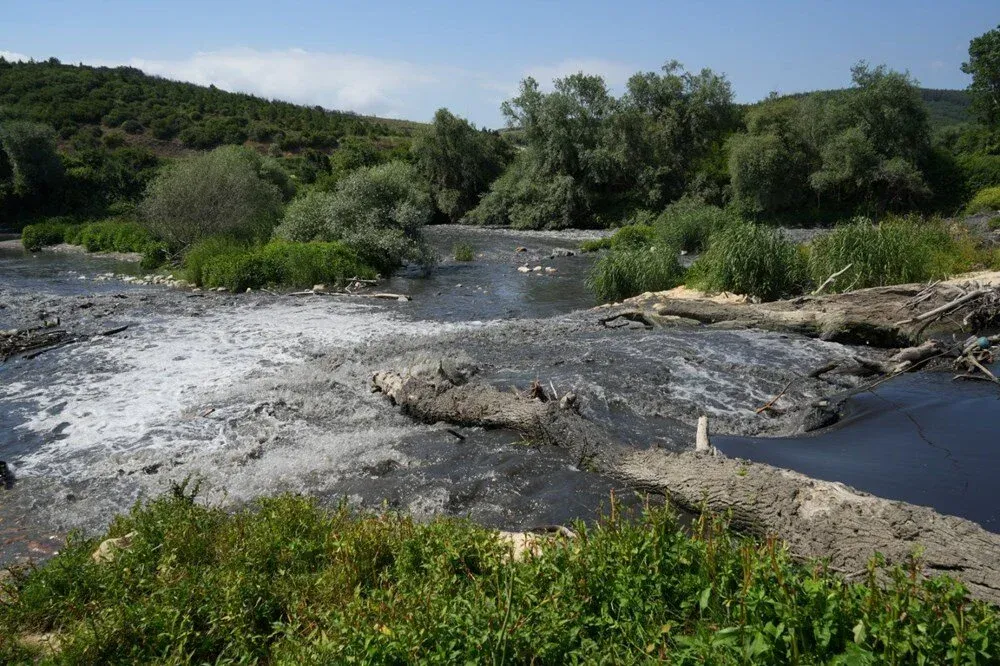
left=453, top=242, right=475, bottom=261
left=587, top=244, right=685, bottom=302
left=690, top=222, right=806, bottom=301
left=808, top=217, right=979, bottom=293
left=183, top=237, right=376, bottom=291
left=1, top=491, right=997, bottom=664
left=656, top=197, right=736, bottom=253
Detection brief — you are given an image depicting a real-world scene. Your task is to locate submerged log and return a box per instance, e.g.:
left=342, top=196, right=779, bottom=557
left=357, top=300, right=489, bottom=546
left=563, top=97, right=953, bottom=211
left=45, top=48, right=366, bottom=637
left=373, top=359, right=1000, bottom=604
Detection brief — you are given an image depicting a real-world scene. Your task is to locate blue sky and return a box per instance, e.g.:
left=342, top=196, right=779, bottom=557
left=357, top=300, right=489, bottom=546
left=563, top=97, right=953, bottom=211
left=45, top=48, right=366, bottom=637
left=1, top=1, right=996, bottom=127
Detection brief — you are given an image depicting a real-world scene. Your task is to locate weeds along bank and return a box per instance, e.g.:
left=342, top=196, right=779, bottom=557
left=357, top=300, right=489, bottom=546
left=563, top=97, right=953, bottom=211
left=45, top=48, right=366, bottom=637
left=587, top=203, right=997, bottom=303
left=2, top=492, right=998, bottom=664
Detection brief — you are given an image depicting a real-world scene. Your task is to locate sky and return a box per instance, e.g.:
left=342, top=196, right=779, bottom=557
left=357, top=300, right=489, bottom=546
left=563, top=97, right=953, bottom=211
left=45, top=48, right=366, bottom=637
left=1, top=1, right=996, bottom=127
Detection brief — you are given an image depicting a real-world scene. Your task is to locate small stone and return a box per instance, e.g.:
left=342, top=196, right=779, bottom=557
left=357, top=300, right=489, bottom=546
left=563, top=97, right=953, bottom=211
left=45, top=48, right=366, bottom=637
left=545, top=267, right=557, bottom=274
left=245, top=288, right=252, bottom=293
left=532, top=266, right=542, bottom=272
left=91, top=531, right=137, bottom=564
left=312, top=284, right=328, bottom=293
left=517, top=266, right=530, bottom=273
left=515, top=246, right=528, bottom=253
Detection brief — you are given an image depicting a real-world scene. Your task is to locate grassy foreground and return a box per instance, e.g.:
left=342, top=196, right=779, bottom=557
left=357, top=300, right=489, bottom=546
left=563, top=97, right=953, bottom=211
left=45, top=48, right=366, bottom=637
left=2, top=491, right=997, bottom=664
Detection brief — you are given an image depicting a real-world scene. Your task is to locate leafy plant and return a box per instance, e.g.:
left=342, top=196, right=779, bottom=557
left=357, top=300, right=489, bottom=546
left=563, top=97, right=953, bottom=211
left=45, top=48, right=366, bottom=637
left=691, top=222, right=806, bottom=300
left=2, top=493, right=998, bottom=664
left=967, top=185, right=1000, bottom=214
left=453, top=242, right=475, bottom=261
left=587, top=244, right=685, bottom=302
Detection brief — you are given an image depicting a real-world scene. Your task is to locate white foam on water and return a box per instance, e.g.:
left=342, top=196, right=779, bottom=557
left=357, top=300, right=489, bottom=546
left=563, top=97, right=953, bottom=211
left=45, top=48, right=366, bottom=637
left=3, top=298, right=476, bottom=479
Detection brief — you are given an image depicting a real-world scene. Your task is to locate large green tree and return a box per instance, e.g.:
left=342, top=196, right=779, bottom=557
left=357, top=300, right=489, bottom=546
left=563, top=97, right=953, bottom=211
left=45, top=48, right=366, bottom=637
left=962, top=25, right=1000, bottom=129
left=412, top=109, right=512, bottom=222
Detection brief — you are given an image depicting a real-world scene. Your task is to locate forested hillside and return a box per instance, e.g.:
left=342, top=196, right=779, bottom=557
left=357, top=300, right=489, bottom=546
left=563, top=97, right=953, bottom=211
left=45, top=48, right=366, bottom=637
left=0, top=58, right=421, bottom=153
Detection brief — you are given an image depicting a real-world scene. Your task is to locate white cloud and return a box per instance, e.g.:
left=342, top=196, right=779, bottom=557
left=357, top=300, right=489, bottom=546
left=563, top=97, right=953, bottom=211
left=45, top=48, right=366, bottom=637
left=99, top=48, right=446, bottom=118
left=0, top=50, right=30, bottom=62
left=526, top=58, right=637, bottom=90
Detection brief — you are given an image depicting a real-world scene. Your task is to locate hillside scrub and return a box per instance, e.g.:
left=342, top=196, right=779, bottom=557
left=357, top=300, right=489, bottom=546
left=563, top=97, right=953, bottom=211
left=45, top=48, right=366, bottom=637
left=689, top=223, right=806, bottom=301
left=183, top=238, right=375, bottom=292
left=808, top=217, right=981, bottom=292
left=2, top=491, right=998, bottom=664
left=140, top=146, right=285, bottom=251
left=274, top=161, right=432, bottom=273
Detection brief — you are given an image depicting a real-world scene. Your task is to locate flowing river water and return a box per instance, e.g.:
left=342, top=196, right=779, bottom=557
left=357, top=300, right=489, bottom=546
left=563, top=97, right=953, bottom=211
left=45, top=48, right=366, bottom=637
left=2, top=226, right=999, bottom=564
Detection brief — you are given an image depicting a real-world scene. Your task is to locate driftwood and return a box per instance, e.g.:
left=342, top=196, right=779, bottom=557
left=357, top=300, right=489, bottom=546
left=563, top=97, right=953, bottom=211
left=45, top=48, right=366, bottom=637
left=373, top=359, right=1000, bottom=604
left=812, top=264, right=853, bottom=295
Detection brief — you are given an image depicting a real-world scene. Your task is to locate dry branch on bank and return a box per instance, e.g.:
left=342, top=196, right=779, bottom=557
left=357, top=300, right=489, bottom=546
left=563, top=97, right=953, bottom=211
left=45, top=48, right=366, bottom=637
left=372, top=357, right=1000, bottom=604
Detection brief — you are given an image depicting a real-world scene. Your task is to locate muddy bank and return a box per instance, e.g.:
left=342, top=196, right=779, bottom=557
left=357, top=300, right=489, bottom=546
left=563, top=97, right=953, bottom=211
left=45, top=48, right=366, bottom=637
left=614, top=273, right=1000, bottom=347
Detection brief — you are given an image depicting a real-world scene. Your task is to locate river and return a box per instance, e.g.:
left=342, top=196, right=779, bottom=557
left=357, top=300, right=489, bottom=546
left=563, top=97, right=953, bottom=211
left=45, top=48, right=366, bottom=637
left=1, top=226, right=998, bottom=563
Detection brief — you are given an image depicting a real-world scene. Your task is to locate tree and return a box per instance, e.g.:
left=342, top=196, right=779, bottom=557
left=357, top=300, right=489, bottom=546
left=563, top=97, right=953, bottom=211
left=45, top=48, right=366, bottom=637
left=140, top=146, right=284, bottom=250
left=0, top=121, right=64, bottom=198
left=274, top=161, right=432, bottom=273
left=412, top=109, right=512, bottom=222
left=962, top=25, right=1000, bottom=129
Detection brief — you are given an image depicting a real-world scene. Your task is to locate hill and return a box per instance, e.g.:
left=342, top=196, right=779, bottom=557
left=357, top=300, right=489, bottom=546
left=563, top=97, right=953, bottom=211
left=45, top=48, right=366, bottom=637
left=0, top=58, right=423, bottom=157
left=766, top=87, right=971, bottom=132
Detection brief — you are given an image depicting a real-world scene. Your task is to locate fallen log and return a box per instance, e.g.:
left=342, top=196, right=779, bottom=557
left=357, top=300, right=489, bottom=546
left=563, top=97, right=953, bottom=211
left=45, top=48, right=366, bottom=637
left=372, top=358, right=1000, bottom=604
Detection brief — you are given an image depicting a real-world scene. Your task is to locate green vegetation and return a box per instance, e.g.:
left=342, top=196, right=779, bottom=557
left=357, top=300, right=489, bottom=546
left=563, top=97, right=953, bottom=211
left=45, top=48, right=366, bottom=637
left=413, top=109, right=512, bottom=222
left=588, top=244, right=684, bottom=302
left=275, top=161, right=432, bottom=273
left=657, top=198, right=735, bottom=252
left=140, top=146, right=285, bottom=251
left=808, top=217, right=978, bottom=292
left=20, top=218, right=74, bottom=252
left=967, top=185, right=1000, bottom=214
left=469, top=64, right=736, bottom=229
left=183, top=238, right=374, bottom=292
left=0, top=58, right=410, bottom=153
left=690, top=223, right=805, bottom=301
left=2, top=491, right=997, bottom=664
left=453, top=242, right=475, bottom=261
left=963, top=26, right=1000, bottom=130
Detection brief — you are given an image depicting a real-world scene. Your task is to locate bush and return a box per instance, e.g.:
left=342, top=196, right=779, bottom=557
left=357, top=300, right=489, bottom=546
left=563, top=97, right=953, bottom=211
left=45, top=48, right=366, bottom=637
left=274, top=161, right=432, bottom=274
left=273, top=190, right=335, bottom=243
left=967, top=186, right=1000, bottom=215
left=140, top=146, right=284, bottom=251
left=691, top=222, right=805, bottom=300
left=587, top=245, right=685, bottom=302
left=76, top=220, right=154, bottom=254
left=453, top=242, right=475, bottom=261
left=654, top=198, right=736, bottom=253
left=184, top=238, right=375, bottom=291
left=20, top=218, right=75, bottom=251
left=809, top=217, right=976, bottom=292
left=2, top=492, right=997, bottom=664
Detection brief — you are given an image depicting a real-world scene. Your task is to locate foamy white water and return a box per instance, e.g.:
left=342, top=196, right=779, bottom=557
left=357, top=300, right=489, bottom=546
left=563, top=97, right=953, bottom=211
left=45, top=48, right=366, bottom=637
left=3, top=297, right=476, bottom=480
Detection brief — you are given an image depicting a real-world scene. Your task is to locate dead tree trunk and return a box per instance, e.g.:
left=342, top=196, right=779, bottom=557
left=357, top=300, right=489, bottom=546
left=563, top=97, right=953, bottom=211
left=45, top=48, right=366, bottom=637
left=372, top=360, right=1000, bottom=604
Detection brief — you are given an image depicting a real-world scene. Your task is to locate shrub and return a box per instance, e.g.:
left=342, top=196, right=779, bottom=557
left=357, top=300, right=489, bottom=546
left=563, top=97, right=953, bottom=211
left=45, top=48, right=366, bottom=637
left=654, top=198, right=736, bottom=253
left=140, top=146, right=284, bottom=251
left=453, top=242, right=475, bottom=261
left=273, top=190, right=335, bottom=243
left=184, top=238, right=375, bottom=291
left=20, top=218, right=74, bottom=251
left=76, top=220, right=154, bottom=254
left=967, top=185, right=1000, bottom=215
left=587, top=245, right=685, bottom=302
left=2, top=492, right=997, bottom=664
left=691, top=222, right=805, bottom=300
left=809, top=217, right=977, bottom=292
left=274, top=161, right=432, bottom=274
